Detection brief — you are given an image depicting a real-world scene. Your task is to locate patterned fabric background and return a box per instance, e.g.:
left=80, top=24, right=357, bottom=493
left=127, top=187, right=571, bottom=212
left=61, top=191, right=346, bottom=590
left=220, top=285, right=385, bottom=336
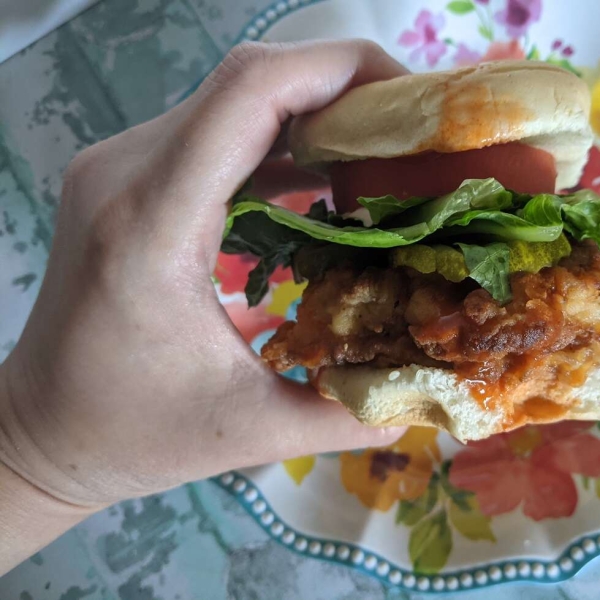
left=1, top=0, right=600, bottom=598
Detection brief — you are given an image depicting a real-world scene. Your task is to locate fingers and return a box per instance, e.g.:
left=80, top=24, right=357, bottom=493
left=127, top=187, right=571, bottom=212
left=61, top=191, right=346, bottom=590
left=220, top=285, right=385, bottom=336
left=251, top=158, right=329, bottom=199
left=196, top=40, right=407, bottom=194
left=232, top=373, right=406, bottom=469
left=160, top=40, right=407, bottom=226
left=211, top=298, right=405, bottom=467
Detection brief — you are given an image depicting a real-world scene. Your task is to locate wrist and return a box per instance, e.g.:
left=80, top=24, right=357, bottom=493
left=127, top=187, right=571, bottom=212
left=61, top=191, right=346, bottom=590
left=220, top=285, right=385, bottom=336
left=0, top=351, right=98, bottom=507
left=0, top=361, right=102, bottom=575
left=0, top=360, right=97, bottom=574
left=0, top=457, right=95, bottom=576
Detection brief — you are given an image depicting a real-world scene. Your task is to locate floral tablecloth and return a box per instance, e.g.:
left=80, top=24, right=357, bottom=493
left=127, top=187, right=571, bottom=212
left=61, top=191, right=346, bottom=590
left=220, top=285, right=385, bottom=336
left=1, top=0, right=600, bottom=598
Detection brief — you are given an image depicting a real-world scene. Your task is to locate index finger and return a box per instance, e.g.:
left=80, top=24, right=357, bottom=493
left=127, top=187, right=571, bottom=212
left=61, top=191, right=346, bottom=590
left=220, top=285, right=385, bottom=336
left=150, top=40, right=408, bottom=240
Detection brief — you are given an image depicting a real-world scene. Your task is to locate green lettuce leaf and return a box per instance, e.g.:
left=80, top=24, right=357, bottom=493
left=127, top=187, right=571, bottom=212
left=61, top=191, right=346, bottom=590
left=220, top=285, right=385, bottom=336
left=223, top=179, right=524, bottom=250
left=221, top=207, right=311, bottom=307
left=221, top=179, right=600, bottom=306
left=444, top=210, right=563, bottom=242
left=224, top=196, right=430, bottom=248
left=560, top=189, right=600, bottom=243
left=356, top=194, right=429, bottom=225
left=458, top=243, right=512, bottom=303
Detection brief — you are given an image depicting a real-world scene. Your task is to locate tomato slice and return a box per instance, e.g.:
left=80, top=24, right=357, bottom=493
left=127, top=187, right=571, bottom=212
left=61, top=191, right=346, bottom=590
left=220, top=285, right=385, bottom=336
left=330, top=142, right=557, bottom=213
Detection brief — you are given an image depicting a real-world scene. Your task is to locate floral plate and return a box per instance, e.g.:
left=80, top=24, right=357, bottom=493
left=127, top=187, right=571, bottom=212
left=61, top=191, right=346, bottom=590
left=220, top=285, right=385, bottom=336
left=213, top=0, right=600, bottom=592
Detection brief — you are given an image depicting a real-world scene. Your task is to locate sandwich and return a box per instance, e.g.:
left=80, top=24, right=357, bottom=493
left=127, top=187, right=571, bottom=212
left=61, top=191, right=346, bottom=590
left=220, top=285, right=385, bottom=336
left=222, top=60, right=600, bottom=441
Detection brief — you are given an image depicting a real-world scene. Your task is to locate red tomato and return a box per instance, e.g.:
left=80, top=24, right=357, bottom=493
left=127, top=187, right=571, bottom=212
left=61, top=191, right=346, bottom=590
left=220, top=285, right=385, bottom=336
left=330, top=143, right=557, bottom=212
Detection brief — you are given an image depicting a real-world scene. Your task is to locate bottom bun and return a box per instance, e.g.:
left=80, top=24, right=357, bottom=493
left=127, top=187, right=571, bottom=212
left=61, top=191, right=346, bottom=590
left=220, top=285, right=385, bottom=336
left=311, top=365, right=600, bottom=442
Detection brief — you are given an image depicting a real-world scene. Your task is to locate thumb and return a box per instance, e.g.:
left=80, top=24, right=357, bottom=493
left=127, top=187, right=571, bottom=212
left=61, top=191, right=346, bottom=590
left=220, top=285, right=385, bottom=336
left=239, top=374, right=406, bottom=468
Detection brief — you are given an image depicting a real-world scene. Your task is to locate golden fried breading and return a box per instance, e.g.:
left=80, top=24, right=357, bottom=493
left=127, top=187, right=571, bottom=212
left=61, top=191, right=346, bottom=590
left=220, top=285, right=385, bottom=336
left=262, top=242, right=600, bottom=385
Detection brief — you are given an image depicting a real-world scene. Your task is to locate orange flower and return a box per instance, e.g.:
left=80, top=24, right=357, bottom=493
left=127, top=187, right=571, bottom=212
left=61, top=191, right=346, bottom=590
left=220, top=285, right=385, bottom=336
left=481, top=40, right=525, bottom=61
left=591, top=79, right=600, bottom=136
left=340, top=427, right=440, bottom=511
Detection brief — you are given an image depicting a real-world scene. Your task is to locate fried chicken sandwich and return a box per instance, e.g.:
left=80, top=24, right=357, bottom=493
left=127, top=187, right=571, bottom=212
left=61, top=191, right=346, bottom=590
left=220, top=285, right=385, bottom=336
left=222, top=60, right=600, bottom=441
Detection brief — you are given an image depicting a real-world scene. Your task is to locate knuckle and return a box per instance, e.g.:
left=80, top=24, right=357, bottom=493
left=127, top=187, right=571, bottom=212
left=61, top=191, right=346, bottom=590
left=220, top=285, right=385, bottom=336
left=228, top=41, right=270, bottom=69
left=60, top=147, right=99, bottom=217
left=205, top=42, right=297, bottom=94
left=209, top=42, right=272, bottom=90
left=356, top=38, right=383, bottom=53
left=63, top=147, right=94, bottom=191
left=353, top=38, right=386, bottom=63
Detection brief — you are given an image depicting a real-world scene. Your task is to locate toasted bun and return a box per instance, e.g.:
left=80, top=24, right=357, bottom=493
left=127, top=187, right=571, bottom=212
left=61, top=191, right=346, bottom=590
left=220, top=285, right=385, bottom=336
left=312, top=365, right=600, bottom=442
left=289, top=60, right=593, bottom=191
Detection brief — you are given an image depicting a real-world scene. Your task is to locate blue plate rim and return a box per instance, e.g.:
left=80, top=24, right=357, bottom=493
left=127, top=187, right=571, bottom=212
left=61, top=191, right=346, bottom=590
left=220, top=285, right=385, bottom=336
left=211, top=470, right=600, bottom=592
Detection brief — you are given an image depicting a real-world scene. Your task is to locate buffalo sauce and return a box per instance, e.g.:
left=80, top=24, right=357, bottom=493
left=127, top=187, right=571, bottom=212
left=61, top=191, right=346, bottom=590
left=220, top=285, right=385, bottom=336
left=510, top=398, right=569, bottom=429
left=457, top=343, right=599, bottom=431
left=431, top=81, right=533, bottom=152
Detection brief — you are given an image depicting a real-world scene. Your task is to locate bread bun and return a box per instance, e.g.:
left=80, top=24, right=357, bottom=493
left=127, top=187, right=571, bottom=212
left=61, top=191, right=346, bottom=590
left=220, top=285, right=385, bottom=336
left=289, top=60, right=593, bottom=191
left=311, top=365, right=600, bottom=442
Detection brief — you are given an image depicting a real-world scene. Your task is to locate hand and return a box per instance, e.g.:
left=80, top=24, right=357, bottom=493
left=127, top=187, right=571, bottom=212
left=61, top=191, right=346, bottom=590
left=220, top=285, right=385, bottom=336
left=0, top=41, right=407, bottom=516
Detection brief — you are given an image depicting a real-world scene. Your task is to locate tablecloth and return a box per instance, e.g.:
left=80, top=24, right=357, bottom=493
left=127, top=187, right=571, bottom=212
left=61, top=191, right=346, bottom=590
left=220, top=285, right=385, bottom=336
left=1, top=1, right=599, bottom=598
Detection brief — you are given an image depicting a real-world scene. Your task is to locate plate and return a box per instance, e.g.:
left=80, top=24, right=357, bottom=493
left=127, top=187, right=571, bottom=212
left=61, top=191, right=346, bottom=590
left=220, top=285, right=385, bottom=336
left=213, top=0, right=600, bottom=592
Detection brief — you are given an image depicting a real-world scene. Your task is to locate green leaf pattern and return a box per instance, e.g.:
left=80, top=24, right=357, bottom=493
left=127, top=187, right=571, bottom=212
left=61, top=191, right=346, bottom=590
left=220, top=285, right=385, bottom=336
left=409, top=511, right=453, bottom=573
left=446, top=1, right=475, bottom=15
left=398, top=460, right=497, bottom=573
left=396, top=473, right=439, bottom=526
left=449, top=496, right=496, bottom=542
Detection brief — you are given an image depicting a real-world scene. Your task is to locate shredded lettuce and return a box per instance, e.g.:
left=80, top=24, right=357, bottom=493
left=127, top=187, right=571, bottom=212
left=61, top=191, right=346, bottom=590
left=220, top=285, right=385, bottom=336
left=222, top=179, right=600, bottom=306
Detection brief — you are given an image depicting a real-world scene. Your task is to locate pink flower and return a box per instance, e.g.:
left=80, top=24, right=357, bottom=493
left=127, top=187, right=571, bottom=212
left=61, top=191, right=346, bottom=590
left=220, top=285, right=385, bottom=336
left=223, top=299, right=285, bottom=344
left=454, top=43, right=482, bottom=67
left=215, top=253, right=290, bottom=295
left=398, top=10, right=447, bottom=67
left=215, top=190, right=330, bottom=294
left=494, top=0, right=542, bottom=39
left=449, top=422, right=600, bottom=521
left=481, top=40, right=525, bottom=61
left=577, top=146, right=600, bottom=194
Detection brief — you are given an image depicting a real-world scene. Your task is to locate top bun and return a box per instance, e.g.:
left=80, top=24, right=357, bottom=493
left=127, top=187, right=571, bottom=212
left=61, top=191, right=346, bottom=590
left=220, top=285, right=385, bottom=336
left=289, top=60, right=593, bottom=191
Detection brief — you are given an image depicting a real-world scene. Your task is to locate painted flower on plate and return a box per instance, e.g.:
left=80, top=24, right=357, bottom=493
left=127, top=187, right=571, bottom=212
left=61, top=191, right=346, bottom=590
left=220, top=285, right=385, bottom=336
left=454, top=43, right=482, bottom=67
left=494, top=0, right=542, bottom=39
left=215, top=252, right=290, bottom=295
left=223, top=299, right=285, bottom=344
left=398, top=10, right=447, bottom=67
left=591, top=79, right=600, bottom=136
left=578, top=146, right=600, bottom=194
left=481, top=39, right=525, bottom=61
left=449, top=422, right=600, bottom=521
left=340, top=427, right=440, bottom=511
left=453, top=40, right=526, bottom=67
left=215, top=189, right=329, bottom=295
